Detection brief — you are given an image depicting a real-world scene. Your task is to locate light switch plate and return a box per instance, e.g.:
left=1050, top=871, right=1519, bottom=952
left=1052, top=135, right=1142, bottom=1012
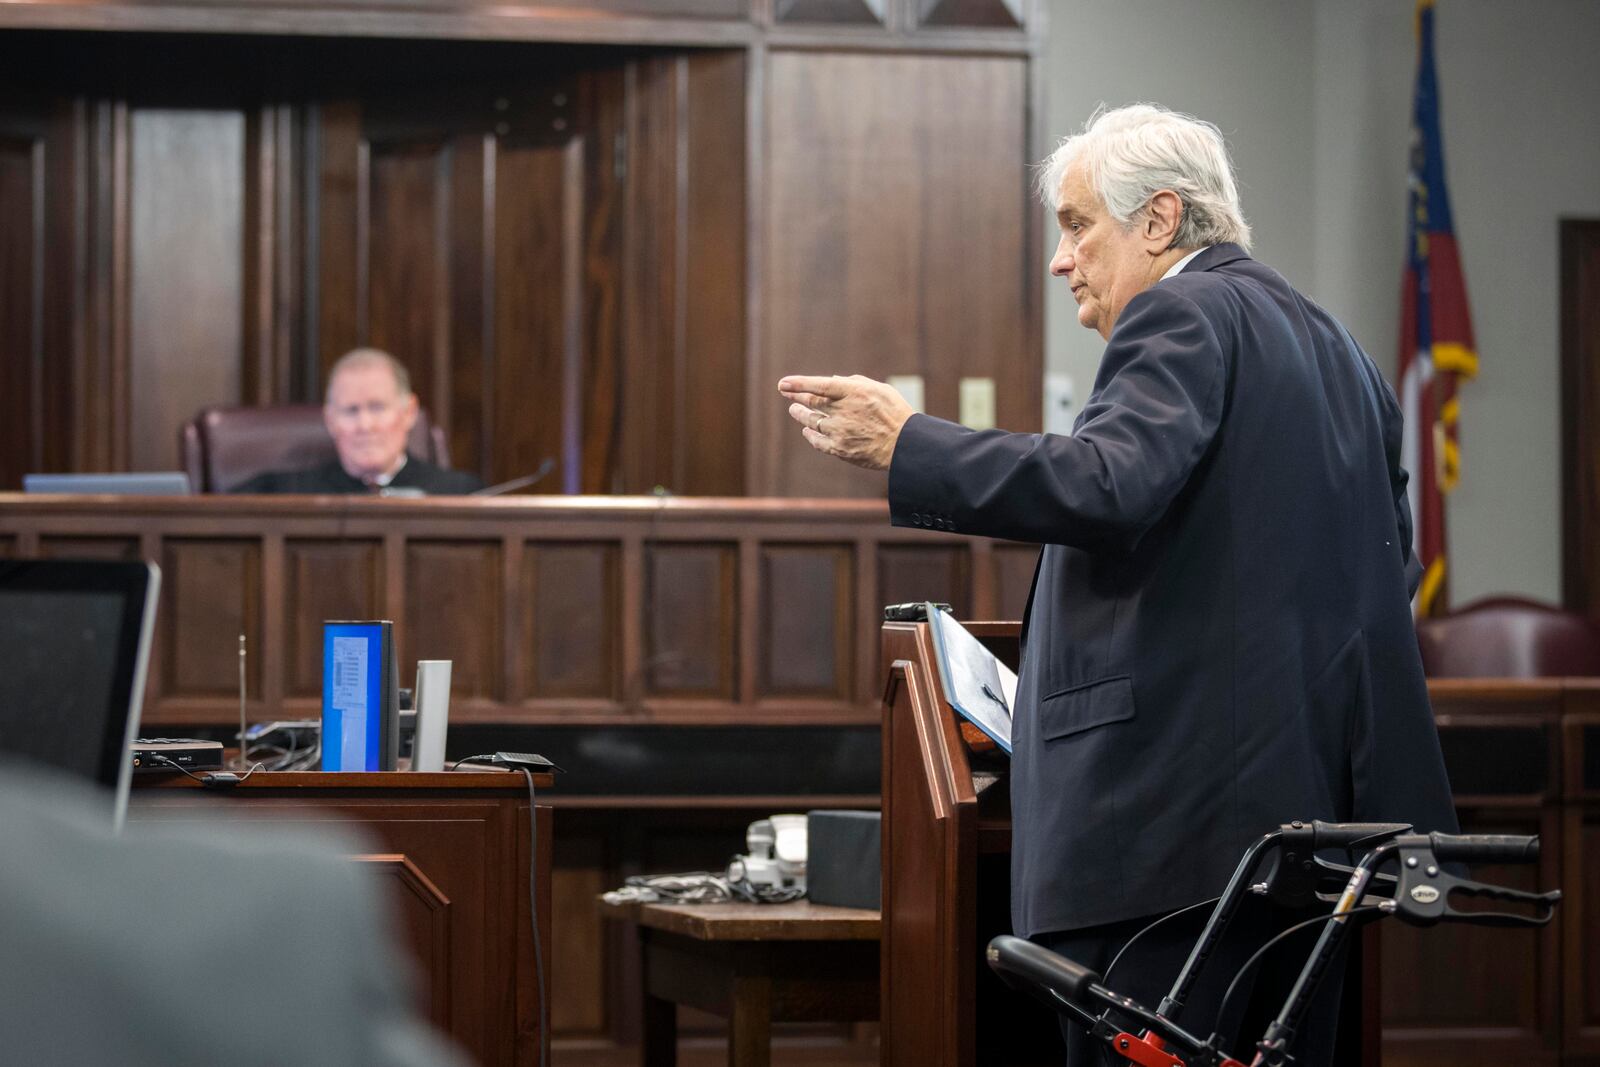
left=888, top=374, right=925, bottom=413
left=959, top=377, right=996, bottom=430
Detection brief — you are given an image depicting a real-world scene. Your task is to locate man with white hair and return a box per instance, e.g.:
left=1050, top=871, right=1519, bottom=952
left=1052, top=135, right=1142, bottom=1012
left=780, top=104, right=1457, bottom=1063
left=231, top=348, right=482, bottom=494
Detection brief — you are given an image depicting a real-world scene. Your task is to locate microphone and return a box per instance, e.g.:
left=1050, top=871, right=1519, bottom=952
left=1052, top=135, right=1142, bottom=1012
left=472, top=457, right=557, bottom=497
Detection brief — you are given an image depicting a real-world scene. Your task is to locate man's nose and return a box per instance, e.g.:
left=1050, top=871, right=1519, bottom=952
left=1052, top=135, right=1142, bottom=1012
left=1050, top=235, right=1074, bottom=277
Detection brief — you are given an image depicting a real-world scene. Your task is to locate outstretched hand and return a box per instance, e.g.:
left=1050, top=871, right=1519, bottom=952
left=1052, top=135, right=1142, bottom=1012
left=778, top=374, right=915, bottom=471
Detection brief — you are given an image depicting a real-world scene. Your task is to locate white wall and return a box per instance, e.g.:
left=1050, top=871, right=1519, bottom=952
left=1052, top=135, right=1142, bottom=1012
left=1043, top=0, right=1600, bottom=604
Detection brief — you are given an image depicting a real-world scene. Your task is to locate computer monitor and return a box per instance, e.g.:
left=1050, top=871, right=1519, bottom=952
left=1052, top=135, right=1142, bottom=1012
left=23, top=471, right=192, bottom=495
left=0, top=560, right=161, bottom=828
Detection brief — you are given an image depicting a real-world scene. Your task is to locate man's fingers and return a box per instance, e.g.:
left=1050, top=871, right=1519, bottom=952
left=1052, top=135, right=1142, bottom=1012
left=779, top=375, right=849, bottom=401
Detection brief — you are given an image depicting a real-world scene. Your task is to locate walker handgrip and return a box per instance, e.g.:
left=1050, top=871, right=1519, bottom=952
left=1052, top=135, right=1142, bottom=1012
left=986, top=935, right=1102, bottom=1005
left=1306, top=820, right=1412, bottom=848
left=1423, top=833, right=1539, bottom=863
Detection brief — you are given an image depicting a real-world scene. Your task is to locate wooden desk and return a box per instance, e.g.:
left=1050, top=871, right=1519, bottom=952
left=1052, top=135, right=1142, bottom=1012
left=133, top=770, right=553, bottom=1067
left=598, top=899, right=879, bottom=1067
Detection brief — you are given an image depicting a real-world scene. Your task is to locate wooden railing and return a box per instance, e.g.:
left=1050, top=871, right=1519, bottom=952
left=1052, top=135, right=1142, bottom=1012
left=0, top=494, right=1038, bottom=728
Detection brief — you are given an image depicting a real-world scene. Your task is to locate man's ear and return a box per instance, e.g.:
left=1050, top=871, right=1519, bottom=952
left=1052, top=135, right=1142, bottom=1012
left=1143, top=189, right=1184, bottom=250
left=399, top=393, right=420, bottom=432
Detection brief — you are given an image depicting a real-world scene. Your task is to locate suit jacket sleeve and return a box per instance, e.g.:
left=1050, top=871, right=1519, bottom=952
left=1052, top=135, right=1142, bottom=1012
left=888, top=285, right=1228, bottom=549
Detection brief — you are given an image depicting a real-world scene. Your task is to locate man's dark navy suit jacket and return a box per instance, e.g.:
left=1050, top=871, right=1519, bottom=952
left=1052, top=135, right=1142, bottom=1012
left=888, top=243, right=1459, bottom=937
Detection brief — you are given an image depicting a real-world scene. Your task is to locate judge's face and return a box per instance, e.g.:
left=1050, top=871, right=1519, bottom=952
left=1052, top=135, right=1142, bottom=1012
left=324, top=362, right=418, bottom=480
left=1049, top=161, right=1158, bottom=341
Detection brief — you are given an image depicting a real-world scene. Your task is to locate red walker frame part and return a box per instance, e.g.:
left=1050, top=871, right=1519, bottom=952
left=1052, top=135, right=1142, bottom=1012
left=1109, top=1030, right=1247, bottom=1067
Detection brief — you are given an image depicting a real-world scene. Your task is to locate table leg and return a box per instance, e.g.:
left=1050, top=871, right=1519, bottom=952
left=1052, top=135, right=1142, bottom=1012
left=727, top=974, right=772, bottom=1067
left=642, top=992, right=677, bottom=1067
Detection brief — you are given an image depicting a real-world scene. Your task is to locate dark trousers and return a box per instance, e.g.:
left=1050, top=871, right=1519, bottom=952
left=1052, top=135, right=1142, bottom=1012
left=1032, top=897, right=1347, bottom=1067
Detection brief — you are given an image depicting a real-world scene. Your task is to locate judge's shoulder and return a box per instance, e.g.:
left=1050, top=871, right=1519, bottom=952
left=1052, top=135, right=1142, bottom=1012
left=227, top=456, right=484, bottom=496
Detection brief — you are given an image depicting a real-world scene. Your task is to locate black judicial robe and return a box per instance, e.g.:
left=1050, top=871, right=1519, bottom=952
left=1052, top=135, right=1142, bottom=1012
left=229, top=455, right=484, bottom=495
left=888, top=243, right=1459, bottom=937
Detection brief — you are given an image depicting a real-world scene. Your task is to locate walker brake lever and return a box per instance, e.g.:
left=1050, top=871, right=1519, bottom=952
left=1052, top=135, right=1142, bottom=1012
left=1394, top=859, right=1560, bottom=928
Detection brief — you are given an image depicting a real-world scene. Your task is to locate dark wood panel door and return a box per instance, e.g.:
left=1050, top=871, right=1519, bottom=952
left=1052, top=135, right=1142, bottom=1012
left=761, top=52, right=1035, bottom=498
left=1562, top=219, right=1600, bottom=615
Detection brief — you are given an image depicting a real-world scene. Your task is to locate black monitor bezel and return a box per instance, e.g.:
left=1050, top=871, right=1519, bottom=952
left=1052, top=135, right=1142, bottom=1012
left=0, top=559, right=159, bottom=826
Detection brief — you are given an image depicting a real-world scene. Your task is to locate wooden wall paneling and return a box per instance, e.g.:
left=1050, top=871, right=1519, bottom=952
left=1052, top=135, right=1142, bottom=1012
left=41, top=98, right=82, bottom=475
left=1380, top=806, right=1561, bottom=1066
left=761, top=52, right=1034, bottom=498
left=1382, top=707, right=1562, bottom=1065
left=759, top=543, right=852, bottom=699
left=491, top=135, right=578, bottom=489
left=284, top=538, right=383, bottom=697
left=37, top=536, right=142, bottom=560
left=774, top=0, right=885, bottom=28
left=875, top=543, right=972, bottom=617
left=644, top=541, right=738, bottom=699
left=551, top=832, right=610, bottom=1036
left=357, top=854, right=454, bottom=1028
left=315, top=100, right=364, bottom=371
left=1566, top=803, right=1600, bottom=1054
left=127, top=108, right=245, bottom=472
left=618, top=55, right=682, bottom=495
left=679, top=50, right=747, bottom=495
left=0, top=123, right=44, bottom=490
left=242, top=103, right=302, bottom=406
left=367, top=137, right=449, bottom=414
left=1561, top=219, right=1600, bottom=616
left=913, top=0, right=1023, bottom=31
left=1564, top=712, right=1600, bottom=1055
left=575, top=64, right=625, bottom=494
left=519, top=541, right=622, bottom=700
left=406, top=540, right=503, bottom=705
left=0, top=536, right=13, bottom=556
left=160, top=538, right=262, bottom=697
left=76, top=98, right=129, bottom=473
left=448, top=131, right=489, bottom=474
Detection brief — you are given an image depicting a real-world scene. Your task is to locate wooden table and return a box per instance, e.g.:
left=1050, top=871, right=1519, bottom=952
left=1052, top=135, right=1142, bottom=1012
left=598, top=898, right=880, bottom=1067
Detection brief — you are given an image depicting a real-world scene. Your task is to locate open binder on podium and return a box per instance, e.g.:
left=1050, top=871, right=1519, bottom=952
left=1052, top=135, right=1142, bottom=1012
left=924, top=603, right=1014, bottom=754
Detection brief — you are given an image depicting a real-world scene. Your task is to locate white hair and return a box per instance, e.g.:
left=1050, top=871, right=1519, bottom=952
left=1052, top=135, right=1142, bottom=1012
left=1037, top=103, right=1251, bottom=252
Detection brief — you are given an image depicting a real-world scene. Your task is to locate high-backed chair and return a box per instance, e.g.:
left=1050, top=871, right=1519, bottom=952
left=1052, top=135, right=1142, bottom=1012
left=180, top=405, right=451, bottom=493
left=1415, top=595, right=1600, bottom=677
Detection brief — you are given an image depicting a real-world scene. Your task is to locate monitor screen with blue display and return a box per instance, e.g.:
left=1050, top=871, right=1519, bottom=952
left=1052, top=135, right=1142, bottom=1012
left=321, top=620, right=398, bottom=771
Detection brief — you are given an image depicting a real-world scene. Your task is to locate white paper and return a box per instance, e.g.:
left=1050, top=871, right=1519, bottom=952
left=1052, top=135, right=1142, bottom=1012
left=929, top=609, right=1014, bottom=751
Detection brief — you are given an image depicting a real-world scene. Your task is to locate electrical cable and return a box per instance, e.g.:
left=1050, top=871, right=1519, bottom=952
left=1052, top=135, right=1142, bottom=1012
left=149, top=754, right=264, bottom=785
left=1103, top=894, right=1222, bottom=986
left=1211, top=905, right=1382, bottom=1054
left=518, top=767, right=549, bottom=1067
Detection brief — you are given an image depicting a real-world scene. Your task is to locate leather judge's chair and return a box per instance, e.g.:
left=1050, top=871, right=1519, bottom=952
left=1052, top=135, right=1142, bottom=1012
left=1416, top=595, right=1600, bottom=677
left=180, top=405, right=451, bottom=493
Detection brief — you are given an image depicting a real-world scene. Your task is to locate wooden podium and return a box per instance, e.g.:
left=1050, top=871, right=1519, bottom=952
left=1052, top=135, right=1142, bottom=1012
left=879, top=619, right=1376, bottom=1067
left=880, top=619, right=1059, bottom=1067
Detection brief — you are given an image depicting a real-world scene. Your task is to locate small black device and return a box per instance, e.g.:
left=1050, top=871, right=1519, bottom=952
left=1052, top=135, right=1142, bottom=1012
left=131, top=738, right=225, bottom=772
left=491, top=751, right=562, bottom=773
left=882, top=601, right=951, bottom=622
left=806, top=810, right=881, bottom=909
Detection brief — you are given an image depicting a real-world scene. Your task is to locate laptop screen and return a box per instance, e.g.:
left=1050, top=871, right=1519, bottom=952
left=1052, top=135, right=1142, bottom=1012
left=0, top=560, right=160, bottom=827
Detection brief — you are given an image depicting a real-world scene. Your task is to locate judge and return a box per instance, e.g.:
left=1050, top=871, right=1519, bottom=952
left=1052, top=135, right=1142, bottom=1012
left=230, top=349, right=483, bottom=495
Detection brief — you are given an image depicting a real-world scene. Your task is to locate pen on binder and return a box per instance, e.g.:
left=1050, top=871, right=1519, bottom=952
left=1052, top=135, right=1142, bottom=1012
left=981, top=682, right=1010, bottom=714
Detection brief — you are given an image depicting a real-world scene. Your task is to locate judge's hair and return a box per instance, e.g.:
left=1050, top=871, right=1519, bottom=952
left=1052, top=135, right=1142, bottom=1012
left=1037, top=103, right=1252, bottom=252
left=325, top=348, right=413, bottom=402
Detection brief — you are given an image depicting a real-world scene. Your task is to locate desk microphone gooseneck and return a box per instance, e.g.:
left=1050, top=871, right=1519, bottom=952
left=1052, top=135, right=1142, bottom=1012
left=471, top=457, right=556, bottom=498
